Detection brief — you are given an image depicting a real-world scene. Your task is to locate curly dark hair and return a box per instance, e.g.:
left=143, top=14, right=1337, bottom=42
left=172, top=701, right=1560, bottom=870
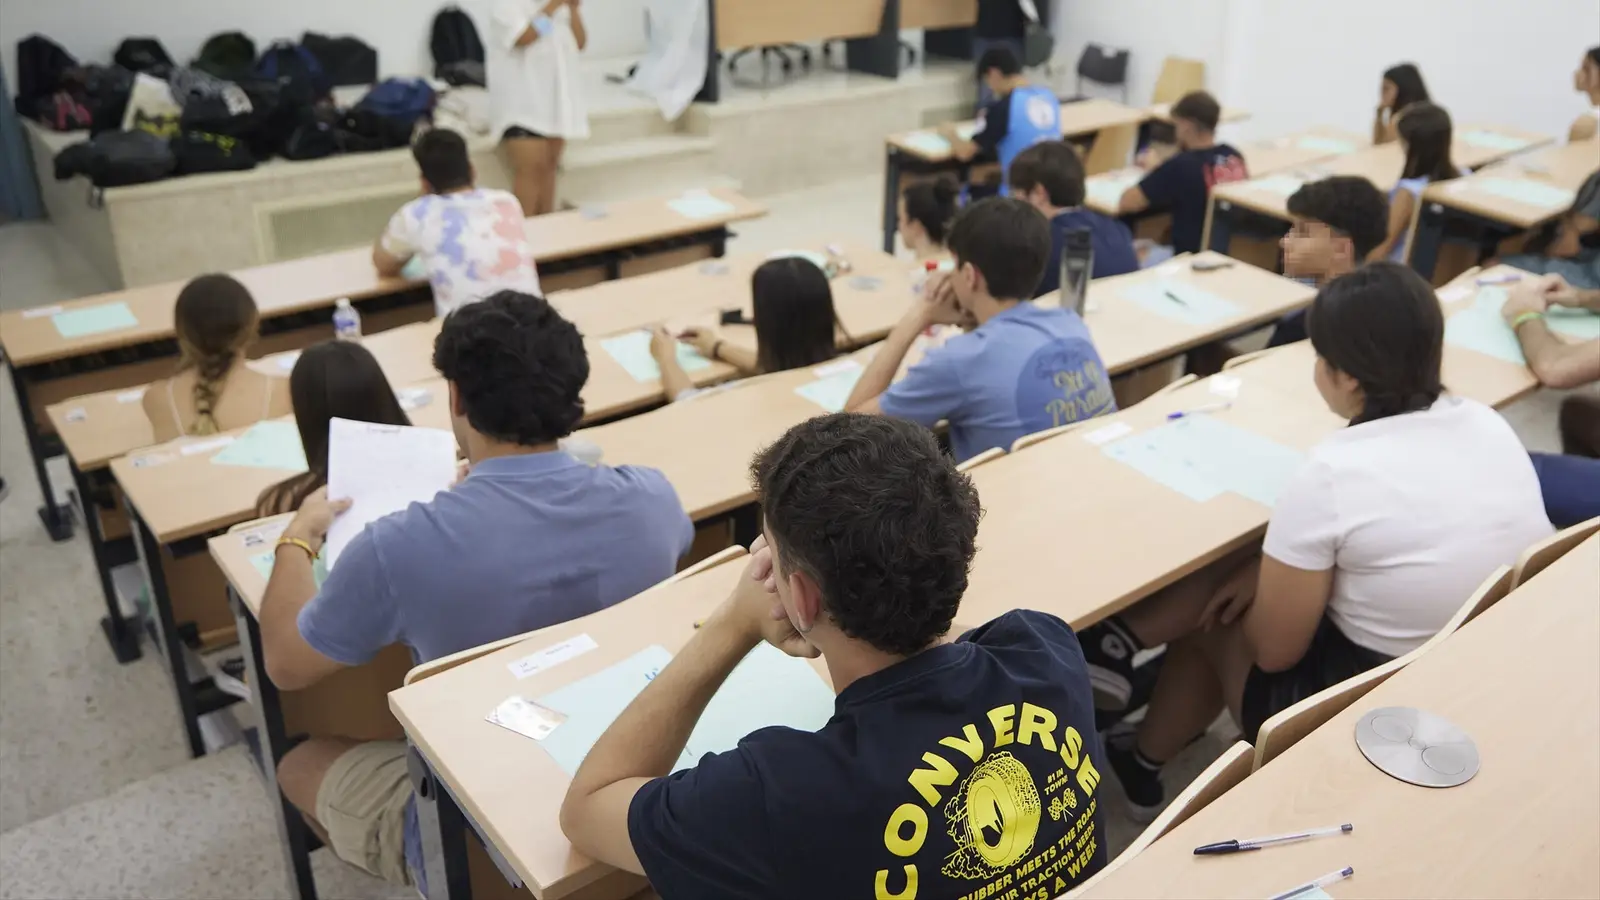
left=432, top=291, right=589, bottom=445
left=1286, top=176, right=1390, bottom=261
left=751, top=414, right=982, bottom=656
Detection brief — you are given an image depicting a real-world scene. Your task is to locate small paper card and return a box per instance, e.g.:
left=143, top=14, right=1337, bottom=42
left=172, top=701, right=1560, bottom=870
left=487, top=696, right=568, bottom=741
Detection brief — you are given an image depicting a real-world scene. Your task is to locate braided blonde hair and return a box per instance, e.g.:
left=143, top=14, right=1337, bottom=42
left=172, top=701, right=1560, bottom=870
left=172, top=274, right=260, bottom=436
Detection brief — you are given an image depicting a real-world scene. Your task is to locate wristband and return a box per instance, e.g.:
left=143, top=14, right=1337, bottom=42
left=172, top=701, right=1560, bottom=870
left=532, top=14, right=555, bottom=37
left=276, top=537, right=318, bottom=561
left=1510, top=311, right=1544, bottom=331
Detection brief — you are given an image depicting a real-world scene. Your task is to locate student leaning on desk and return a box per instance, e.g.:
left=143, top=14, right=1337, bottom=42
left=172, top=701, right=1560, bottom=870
left=940, top=46, right=1061, bottom=197
left=847, top=197, right=1117, bottom=462
left=142, top=273, right=293, bottom=441
left=1117, top=91, right=1248, bottom=256
left=1080, top=264, right=1553, bottom=822
left=258, top=292, right=693, bottom=892
left=560, top=414, right=1109, bottom=899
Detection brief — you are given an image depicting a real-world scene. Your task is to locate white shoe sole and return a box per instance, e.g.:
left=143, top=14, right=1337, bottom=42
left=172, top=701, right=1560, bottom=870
left=1088, top=666, right=1133, bottom=711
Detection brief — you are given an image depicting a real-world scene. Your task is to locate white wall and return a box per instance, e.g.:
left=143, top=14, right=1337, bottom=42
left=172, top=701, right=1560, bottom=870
left=1051, top=0, right=1228, bottom=110
left=1, top=0, right=650, bottom=93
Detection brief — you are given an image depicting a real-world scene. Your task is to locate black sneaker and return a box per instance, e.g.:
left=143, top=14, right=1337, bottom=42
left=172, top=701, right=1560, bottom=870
left=1094, top=648, right=1166, bottom=732
left=0, top=477, right=8, bottom=504
left=1104, top=724, right=1165, bottom=823
left=1079, top=619, right=1140, bottom=711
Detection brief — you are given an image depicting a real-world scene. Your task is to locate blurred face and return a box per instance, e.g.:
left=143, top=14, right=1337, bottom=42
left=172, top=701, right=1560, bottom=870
left=1313, top=356, right=1364, bottom=419
left=1174, top=117, right=1202, bottom=149
left=1578, top=57, right=1600, bottom=93
left=1282, top=217, right=1346, bottom=280
left=897, top=197, right=923, bottom=251
left=983, top=68, right=1006, bottom=95
left=1380, top=78, right=1398, bottom=109
left=1019, top=183, right=1053, bottom=215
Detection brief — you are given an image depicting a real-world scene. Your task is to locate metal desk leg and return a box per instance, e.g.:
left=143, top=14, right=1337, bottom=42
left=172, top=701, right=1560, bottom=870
left=234, top=587, right=319, bottom=900
left=1410, top=201, right=1447, bottom=282
left=883, top=148, right=903, bottom=254
left=73, top=462, right=142, bottom=663
left=127, top=502, right=206, bottom=758
left=1208, top=201, right=1236, bottom=256
left=409, top=746, right=473, bottom=900
left=7, top=367, right=74, bottom=541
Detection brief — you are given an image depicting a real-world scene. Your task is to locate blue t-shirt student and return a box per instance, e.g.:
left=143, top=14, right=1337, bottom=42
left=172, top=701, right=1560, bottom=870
left=297, top=450, right=694, bottom=889
left=973, top=84, right=1062, bottom=196
left=878, top=302, right=1117, bottom=461
left=1033, top=209, right=1141, bottom=298
left=627, top=610, right=1110, bottom=900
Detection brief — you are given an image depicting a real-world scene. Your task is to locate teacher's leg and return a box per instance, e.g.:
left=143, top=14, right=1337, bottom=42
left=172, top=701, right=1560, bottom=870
left=541, top=137, right=567, bottom=216
left=503, top=129, right=549, bottom=218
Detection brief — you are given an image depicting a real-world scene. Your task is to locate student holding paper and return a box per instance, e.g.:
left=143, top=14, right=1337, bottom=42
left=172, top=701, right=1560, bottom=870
left=1267, top=176, right=1390, bottom=346
left=1080, top=264, right=1552, bottom=821
left=143, top=273, right=292, bottom=441
left=261, top=291, right=692, bottom=892
left=846, top=197, right=1117, bottom=462
left=561, top=414, right=1108, bottom=898
left=255, top=341, right=412, bottom=516
left=1009, top=140, right=1139, bottom=295
left=647, top=256, right=841, bottom=401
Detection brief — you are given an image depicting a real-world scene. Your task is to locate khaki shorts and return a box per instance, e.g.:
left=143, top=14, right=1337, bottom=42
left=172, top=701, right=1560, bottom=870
left=316, top=740, right=414, bottom=886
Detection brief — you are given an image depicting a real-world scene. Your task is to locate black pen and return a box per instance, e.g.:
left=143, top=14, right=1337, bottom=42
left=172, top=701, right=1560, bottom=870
left=1164, top=290, right=1191, bottom=307
left=1194, top=823, right=1352, bottom=855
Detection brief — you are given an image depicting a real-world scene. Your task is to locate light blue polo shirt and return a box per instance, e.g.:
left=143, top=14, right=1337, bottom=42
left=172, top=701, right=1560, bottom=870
left=879, top=302, right=1117, bottom=461
left=297, top=449, right=694, bottom=889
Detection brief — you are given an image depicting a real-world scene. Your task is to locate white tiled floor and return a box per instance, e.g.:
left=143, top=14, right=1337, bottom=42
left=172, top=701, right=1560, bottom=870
left=0, top=172, right=1563, bottom=898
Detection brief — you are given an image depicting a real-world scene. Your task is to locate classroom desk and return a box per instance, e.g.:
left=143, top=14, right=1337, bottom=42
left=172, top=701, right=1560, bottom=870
left=0, top=188, right=767, bottom=543
left=1206, top=126, right=1554, bottom=259
left=1146, top=102, right=1250, bottom=125
left=1079, top=535, right=1600, bottom=900
left=391, top=553, right=803, bottom=900
left=881, top=99, right=1151, bottom=252
left=901, top=0, right=975, bottom=29
left=1410, top=137, right=1600, bottom=280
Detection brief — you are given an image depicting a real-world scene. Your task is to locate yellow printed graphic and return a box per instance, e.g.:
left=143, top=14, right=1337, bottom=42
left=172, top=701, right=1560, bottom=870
left=941, top=752, right=1042, bottom=879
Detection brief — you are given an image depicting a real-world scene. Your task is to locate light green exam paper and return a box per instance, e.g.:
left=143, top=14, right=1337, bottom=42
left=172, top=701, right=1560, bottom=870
left=1458, top=130, right=1528, bottom=152
left=795, top=367, right=865, bottom=413
left=1295, top=136, right=1356, bottom=155
left=533, top=643, right=836, bottom=776
left=1086, top=173, right=1141, bottom=209
left=1101, top=415, right=1305, bottom=507
left=1472, top=178, right=1576, bottom=210
left=902, top=131, right=953, bottom=157
left=1547, top=306, right=1600, bottom=342
left=211, top=421, right=310, bottom=471
left=601, top=330, right=713, bottom=383
left=250, top=551, right=328, bottom=586
left=668, top=190, right=735, bottom=220
left=1119, top=279, right=1243, bottom=327
left=1445, top=287, right=1526, bottom=365
left=52, top=302, right=139, bottom=339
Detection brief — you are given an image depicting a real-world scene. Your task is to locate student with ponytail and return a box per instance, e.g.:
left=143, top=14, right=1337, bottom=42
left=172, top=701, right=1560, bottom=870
left=897, top=176, right=959, bottom=262
left=1077, top=263, right=1551, bottom=821
left=143, top=274, right=291, bottom=441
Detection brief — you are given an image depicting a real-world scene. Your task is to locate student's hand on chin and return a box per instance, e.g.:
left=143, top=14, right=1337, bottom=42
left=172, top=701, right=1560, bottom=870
left=919, top=274, right=967, bottom=327
left=287, top=486, right=352, bottom=552
left=719, top=551, right=819, bottom=659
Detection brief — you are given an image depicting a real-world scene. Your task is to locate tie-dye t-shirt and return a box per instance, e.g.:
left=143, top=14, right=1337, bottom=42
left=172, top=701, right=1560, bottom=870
left=381, top=188, right=542, bottom=316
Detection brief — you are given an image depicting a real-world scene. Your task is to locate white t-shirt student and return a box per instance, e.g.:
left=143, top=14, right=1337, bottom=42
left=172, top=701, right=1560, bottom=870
left=380, top=188, right=542, bottom=316
left=1263, top=396, right=1553, bottom=657
left=488, top=2, right=590, bottom=140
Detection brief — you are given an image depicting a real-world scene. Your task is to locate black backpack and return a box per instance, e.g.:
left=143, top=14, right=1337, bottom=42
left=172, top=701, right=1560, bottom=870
left=171, top=130, right=257, bottom=174
left=302, top=32, right=379, bottom=87
left=80, top=65, right=135, bottom=136
left=55, top=129, right=175, bottom=188
left=14, top=34, right=78, bottom=120
left=113, top=38, right=174, bottom=76
left=431, top=7, right=486, bottom=86
left=255, top=41, right=332, bottom=107
left=193, top=32, right=257, bottom=82
left=282, top=120, right=340, bottom=160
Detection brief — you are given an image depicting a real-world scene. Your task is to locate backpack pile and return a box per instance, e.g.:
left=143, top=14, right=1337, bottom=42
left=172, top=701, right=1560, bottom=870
left=13, top=35, right=90, bottom=130
left=431, top=7, right=486, bottom=87
left=113, top=38, right=174, bottom=77
left=339, top=78, right=436, bottom=151
left=54, top=129, right=175, bottom=188
left=193, top=32, right=257, bottom=83
left=302, top=32, right=379, bottom=87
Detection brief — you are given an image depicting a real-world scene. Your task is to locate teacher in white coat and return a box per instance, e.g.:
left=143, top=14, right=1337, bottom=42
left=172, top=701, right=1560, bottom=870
left=490, top=0, right=590, bottom=217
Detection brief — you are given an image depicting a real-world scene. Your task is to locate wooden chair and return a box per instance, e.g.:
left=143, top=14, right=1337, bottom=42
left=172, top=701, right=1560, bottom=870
left=1511, top=517, right=1600, bottom=588
left=1251, top=564, right=1513, bottom=770
left=1011, top=420, right=1090, bottom=452
left=1221, top=345, right=1282, bottom=371
left=1151, top=373, right=1197, bottom=397
left=957, top=447, right=1006, bottom=472
left=1151, top=57, right=1207, bottom=106
left=1061, top=741, right=1253, bottom=898
left=403, top=547, right=751, bottom=685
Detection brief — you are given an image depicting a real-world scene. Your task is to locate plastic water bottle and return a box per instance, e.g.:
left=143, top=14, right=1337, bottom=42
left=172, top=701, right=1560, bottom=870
left=333, top=298, right=362, bottom=342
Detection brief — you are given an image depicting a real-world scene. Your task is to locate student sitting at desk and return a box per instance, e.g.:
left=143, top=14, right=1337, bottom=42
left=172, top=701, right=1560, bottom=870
left=1369, top=102, right=1460, bottom=263
left=256, top=341, right=412, bottom=516
left=1568, top=46, right=1600, bottom=143
left=1500, top=168, right=1600, bottom=290
left=1117, top=91, right=1248, bottom=256
left=1080, top=263, right=1553, bottom=820
left=1501, top=275, right=1600, bottom=526
left=372, top=128, right=541, bottom=317
left=262, top=291, right=692, bottom=892
left=845, top=197, right=1116, bottom=462
left=898, top=176, right=959, bottom=263
left=1268, top=175, right=1390, bottom=346
left=1009, top=141, right=1139, bottom=296
left=941, top=47, right=1061, bottom=197
left=1373, top=62, right=1430, bottom=145
left=647, top=256, right=841, bottom=402
left=143, top=273, right=292, bottom=442
left=560, top=413, right=1108, bottom=899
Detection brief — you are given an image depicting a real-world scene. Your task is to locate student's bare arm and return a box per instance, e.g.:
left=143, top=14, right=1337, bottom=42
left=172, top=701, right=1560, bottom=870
left=568, top=0, right=588, bottom=50
left=649, top=327, right=696, bottom=402
left=1517, top=325, right=1600, bottom=389
left=1117, top=185, right=1151, bottom=215
left=1369, top=189, right=1415, bottom=262
left=511, top=0, right=569, bottom=47
left=1570, top=115, right=1598, bottom=144
left=372, top=242, right=409, bottom=277
left=846, top=285, right=947, bottom=413
left=260, top=489, right=351, bottom=691
left=1241, top=556, right=1335, bottom=673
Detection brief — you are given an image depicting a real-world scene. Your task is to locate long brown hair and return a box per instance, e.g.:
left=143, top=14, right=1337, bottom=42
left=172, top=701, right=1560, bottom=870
left=256, top=341, right=412, bottom=515
left=173, top=274, right=259, bottom=435
left=752, top=258, right=840, bottom=374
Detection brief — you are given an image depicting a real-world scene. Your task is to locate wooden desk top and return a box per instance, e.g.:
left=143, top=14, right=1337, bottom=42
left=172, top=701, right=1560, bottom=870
left=900, top=0, right=975, bottom=30
left=715, top=0, right=885, bottom=50
left=389, top=553, right=833, bottom=899
left=209, top=515, right=295, bottom=619
left=1423, top=137, right=1599, bottom=229
left=1147, top=102, right=1250, bottom=125
left=887, top=98, right=1149, bottom=162
left=1081, top=535, right=1600, bottom=900
left=0, top=189, right=767, bottom=369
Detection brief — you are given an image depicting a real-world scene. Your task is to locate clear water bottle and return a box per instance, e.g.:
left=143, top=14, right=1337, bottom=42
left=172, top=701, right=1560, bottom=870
left=333, top=298, right=362, bottom=342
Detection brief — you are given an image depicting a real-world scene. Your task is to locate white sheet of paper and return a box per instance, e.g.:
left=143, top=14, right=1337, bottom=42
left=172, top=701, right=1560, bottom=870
left=324, top=417, right=457, bottom=569
left=508, top=634, right=599, bottom=680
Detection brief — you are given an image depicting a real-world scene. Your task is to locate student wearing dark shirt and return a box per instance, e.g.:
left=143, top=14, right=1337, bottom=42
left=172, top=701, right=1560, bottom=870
left=1010, top=141, right=1140, bottom=296
left=944, top=47, right=1061, bottom=196
left=1267, top=176, right=1390, bottom=346
left=560, top=414, right=1108, bottom=900
left=1118, top=91, right=1248, bottom=254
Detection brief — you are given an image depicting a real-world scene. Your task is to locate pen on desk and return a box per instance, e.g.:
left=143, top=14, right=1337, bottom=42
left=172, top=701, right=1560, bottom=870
left=1193, top=823, right=1352, bottom=855
left=694, top=620, right=704, bottom=629
left=1163, top=290, right=1191, bottom=306
left=1267, top=866, right=1354, bottom=900
left=1167, top=402, right=1232, bottom=421
left=1477, top=272, right=1522, bottom=286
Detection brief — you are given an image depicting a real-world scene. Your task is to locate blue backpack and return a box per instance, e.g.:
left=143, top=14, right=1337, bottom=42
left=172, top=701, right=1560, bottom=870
left=355, top=78, right=436, bottom=124
left=254, top=41, right=330, bottom=107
